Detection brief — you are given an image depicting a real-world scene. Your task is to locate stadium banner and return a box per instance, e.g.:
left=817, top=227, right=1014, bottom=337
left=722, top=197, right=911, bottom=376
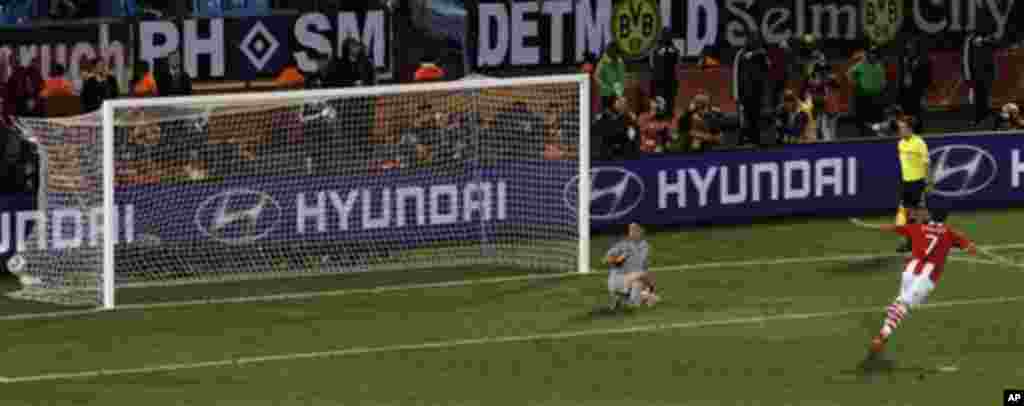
left=584, top=132, right=1023, bottom=228
left=137, top=8, right=394, bottom=82
left=469, top=0, right=616, bottom=70
left=657, top=0, right=1023, bottom=56
left=468, top=0, right=1023, bottom=69
left=0, top=21, right=132, bottom=94
left=0, top=193, right=36, bottom=270
left=95, top=161, right=573, bottom=249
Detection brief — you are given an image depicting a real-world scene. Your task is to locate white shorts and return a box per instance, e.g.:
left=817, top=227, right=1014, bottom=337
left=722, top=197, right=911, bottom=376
left=898, top=269, right=935, bottom=307
left=608, top=272, right=628, bottom=295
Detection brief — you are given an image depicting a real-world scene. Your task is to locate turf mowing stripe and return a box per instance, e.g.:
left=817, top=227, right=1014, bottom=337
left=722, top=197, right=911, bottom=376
left=2, top=243, right=1022, bottom=322
left=3, top=295, right=1023, bottom=384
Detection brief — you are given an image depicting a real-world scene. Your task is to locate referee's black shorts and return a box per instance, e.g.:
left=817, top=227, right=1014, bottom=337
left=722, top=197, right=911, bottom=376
left=901, top=179, right=927, bottom=208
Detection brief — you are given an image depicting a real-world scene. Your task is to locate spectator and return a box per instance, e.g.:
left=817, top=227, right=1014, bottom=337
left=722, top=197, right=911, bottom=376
left=649, top=28, right=680, bottom=115
left=155, top=52, right=192, bottom=97
left=774, top=34, right=816, bottom=106
left=637, top=96, right=679, bottom=154
left=678, top=93, right=724, bottom=152
left=766, top=37, right=788, bottom=107
left=542, top=102, right=572, bottom=159
left=801, top=49, right=840, bottom=141
left=774, top=90, right=815, bottom=144
left=432, top=109, right=461, bottom=164
left=596, top=45, right=626, bottom=110
left=399, top=103, right=439, bottom=167
left=48, top=0, right=79, bottom=19
left=334, top=38, right=376, bottom=87
left=495, top=101, right=545, bottom=158
left=0, top=56, right=9, bottom=124
left=897, top=38, right=932, bottom=133
left=962, top=29, right=999, bottom=127
left=8, top=57, right=44, bottom=117
left=847, top=47, right=887, bottom=137
left=81, top=57, right=120, bottom=112
left=733, top=29, right=770, bottom=146
left=132, top=61, right=157, bottom=97
left=543, top=132, right=564, bottom=160
left=40, top=64, right=74, bottom=98
left=273, top=56, right=305, bottom=89
left=413, top=55, right=445, bottom=82
left=121, top=109, right=162, bottom=184
left=544, top=101, right=578, bottom=158
left=592, top=95, right=636, bottom=160
left=305, top=53, right=331, bottom=89
left=997, top=103, right=1024, bottom=130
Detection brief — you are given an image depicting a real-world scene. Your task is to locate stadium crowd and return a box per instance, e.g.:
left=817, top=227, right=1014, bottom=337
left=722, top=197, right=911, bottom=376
left=2, top=21, right=1023, bottom=192
left=587, top=30, right=1023, bottom=160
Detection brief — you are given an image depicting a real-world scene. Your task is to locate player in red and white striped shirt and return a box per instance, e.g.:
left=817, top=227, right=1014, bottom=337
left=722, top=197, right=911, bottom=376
left=862, top=207, right=978, bottom=354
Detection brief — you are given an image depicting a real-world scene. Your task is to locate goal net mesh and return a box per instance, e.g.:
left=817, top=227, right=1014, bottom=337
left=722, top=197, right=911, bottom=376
left=8, top=78, right=583, bottom=306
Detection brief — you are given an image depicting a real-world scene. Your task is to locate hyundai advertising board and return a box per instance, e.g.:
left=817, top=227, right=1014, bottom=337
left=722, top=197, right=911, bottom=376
left=1, top=133, right=1020, bottom=255
left=577, top=133, right=1023, bottom=229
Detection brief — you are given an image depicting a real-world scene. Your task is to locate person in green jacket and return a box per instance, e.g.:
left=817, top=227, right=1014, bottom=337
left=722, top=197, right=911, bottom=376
left=596, top=45, right=627, bottom=111
left=847, top=47, right=887, bottom=137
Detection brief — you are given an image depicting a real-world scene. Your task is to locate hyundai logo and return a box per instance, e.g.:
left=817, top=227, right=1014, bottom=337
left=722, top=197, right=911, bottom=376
left=195, top=189, right=282, bottom=244
left=564, top=167, right=645, bottom=220
left=929, top=145, right=998, bottom=198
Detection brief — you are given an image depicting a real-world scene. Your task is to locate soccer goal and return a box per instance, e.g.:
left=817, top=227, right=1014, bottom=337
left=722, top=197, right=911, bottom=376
left=7, top=74, right=591, bottom=308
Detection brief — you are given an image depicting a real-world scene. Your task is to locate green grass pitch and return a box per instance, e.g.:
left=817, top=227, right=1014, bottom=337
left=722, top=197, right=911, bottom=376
left=1, top=209, right=1023, bottom=405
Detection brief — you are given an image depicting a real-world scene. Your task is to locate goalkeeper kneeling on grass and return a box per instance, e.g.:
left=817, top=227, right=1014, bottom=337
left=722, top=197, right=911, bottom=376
left=606, top=223, right=659, bottom=309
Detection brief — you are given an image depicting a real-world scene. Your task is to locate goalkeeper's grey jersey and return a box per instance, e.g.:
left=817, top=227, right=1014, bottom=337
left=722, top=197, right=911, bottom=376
left=606, top=239, right=649, bottom=274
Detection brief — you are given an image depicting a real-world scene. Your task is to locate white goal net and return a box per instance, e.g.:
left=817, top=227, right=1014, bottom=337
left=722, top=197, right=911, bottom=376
left=7, top=74, right=590, bottom=308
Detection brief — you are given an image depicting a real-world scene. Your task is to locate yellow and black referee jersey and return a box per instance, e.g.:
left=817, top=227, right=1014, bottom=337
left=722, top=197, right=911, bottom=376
left=898, top=134, right=929, bottom=182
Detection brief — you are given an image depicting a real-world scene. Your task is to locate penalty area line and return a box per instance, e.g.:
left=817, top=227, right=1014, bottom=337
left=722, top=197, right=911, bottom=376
left=1, top=242, right=1022, bottom=322
left=3, top=294, right=1023, bottom=384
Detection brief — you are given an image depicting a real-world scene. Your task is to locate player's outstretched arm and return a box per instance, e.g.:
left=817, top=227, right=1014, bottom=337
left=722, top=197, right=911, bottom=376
left=849, top=218, right=901, bottom=232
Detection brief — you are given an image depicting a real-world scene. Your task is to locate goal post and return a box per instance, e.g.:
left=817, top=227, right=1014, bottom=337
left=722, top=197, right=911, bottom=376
left=10, top=74, right=591, bottom=309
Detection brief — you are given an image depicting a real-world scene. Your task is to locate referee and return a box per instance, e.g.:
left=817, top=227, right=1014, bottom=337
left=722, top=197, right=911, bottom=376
left=896, top=116, right=931, bottom=251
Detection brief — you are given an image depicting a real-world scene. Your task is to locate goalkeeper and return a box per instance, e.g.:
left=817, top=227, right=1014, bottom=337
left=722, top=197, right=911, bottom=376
left=606, top=223, right=658, bottom=309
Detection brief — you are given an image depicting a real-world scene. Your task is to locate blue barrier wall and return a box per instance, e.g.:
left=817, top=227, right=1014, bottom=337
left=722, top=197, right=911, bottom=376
left=1, top=132, right=1020, bottom=260
left=586, top=132, right=1023, bottom=229
left=0, top=193, right=35, bottom=270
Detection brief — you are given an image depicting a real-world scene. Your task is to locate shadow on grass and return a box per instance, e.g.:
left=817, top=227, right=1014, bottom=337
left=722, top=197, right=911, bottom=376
left=830, top=352, right=941, bottom=384
left=564, top=303, right=643, bottom=324
left=818, top=257, right=902, bottom=276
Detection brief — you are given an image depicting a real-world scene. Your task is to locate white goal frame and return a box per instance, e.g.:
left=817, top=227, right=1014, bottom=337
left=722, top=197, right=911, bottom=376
left=99, top=74, right=591, bottom=309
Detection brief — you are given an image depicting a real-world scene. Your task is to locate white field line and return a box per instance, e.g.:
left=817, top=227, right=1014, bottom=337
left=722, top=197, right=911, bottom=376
left=950, top=257, right=1001, bottom=266
left=2, top=243, right=1022, bottom=322
left=3, top=294, right=1022, bottom=384
left=950, top=256, right=1015, bottom=267
left=0, top=376, right=8, bottom=383
left=648, top=243, right=1024, bottom=273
